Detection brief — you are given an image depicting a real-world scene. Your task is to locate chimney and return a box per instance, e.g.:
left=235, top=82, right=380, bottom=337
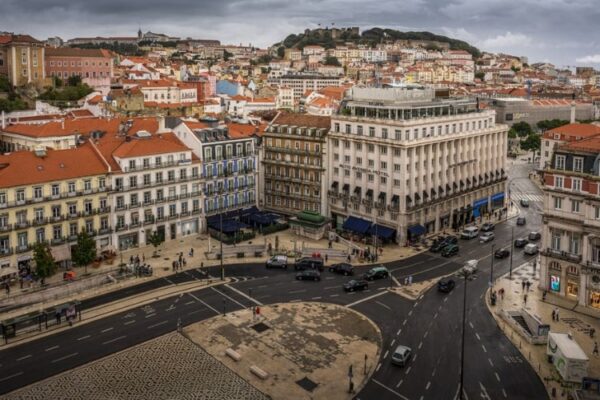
left=1, top=110, right=5, bottom=130
left=570, top=101, right=576, bottom=124
left=158, top=116, right=166, bottom=133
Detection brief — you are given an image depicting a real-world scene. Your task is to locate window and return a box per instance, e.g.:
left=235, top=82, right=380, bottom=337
left=571, top=200, right=581, bottom=213
left=380, top=176, right=387, bottom=184
left=553, top=196, right=562, bottom=210
left=367, top=144, right=374, bottom=153
left=368, top=174, right=374, bottom=182
left=355, top=171, right=362, bottom=179
left=357, top=125, right=363, bottom=135
left=34, top=186, right=42, bottom=199
left=334, top=123, right=340, bottom=132
left=572, top=179, right=582, bottom=192
left=129, top=176, right=137, bottom=188
left=551, top=230, right=561, bottom=250
left=596, top=206, right=600, bottom=220
left=380, top=161, right=387, bottom=170
left=395, top=130, right=401, bottom=140
left=573, top=157, right=583, bottom=172
left=555, top=155, right=565, bottom=170
left=569, top=233, right=580, bottom=255
left=51, top=184, right=59, bottom=197
left=394, top=164, right=401, bottom=172
left=368, top=160, right=374, bottom=167
left=555, top=176, right=563, bottom=188
left=369, top=127, right=375, bottom=137
left=36, top=228, right=45, bottom=243
left=394, top=179, right=401, bottom=186
left=129, top=160, right=136, bottom=170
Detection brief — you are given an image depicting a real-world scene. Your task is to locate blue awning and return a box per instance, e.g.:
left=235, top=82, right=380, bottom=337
left=408, top=224, right=426, bottom=236
left=473, top=197, right=488, bottom=208
left=473, top=207, right=480, bottom=218
left=491, top=192, right=505, bottom=201
left=208, top=219, right=248, bottom=233
left=368, top=224, right=396, bottom=240
left=250, top=212, right=279, bottom=225
left=342, top=216, right=371, bottom=235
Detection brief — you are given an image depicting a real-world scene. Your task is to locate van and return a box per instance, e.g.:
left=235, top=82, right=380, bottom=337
left=524, top=244, right=539, bottom=255
left=294, top=257, right=324, bottom=271
left=266, top=255, right=288, bottom=269
left=364, top=266, right=389, bottom=280
left=460, top=226, right=479, bottom=239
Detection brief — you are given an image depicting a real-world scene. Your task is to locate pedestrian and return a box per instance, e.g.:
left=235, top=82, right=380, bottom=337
left=408, top=276, right=413, bottom=285
left=347, top=255, right=351, bottom=263
left=328, top=240, right=332, bottom=249
left=526, top=281, right=531, bottom=292
left=594, top=342, right=599, bottom=357
left=524, top=293, right=528, bottom=304
left=142, top=254, right=145, bottom=263
left=325, top=254, right=328, bottom=263
left=551, top=309, right=556, bottom=321
left=542, top=290, right=547, bottom=302
left=183, top=258, right=187, bottom=268
left=252, top=306, right=257, bottom=320
left=190, top=248, right=194, bottom=257
left=522, top=280, right=526, bottom=292
left=532, top=259, right=537, bottom=273
left=4, top=283, right=9, bottom=296
left=172, top=260, right=176, bottom=272
left=555, top=308, right=560, bottom=322
left=590, top=328, right=595, bottom=339
left=55, top=310, right=61, bottom=324
left=19, top=277, right=23, bottom=289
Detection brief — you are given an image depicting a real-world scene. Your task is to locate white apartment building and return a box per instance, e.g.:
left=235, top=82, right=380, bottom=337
left=327, top=87, right=508, bottom=244
left=109, top=131, right=202, bottom=250
left=128, top=79, right=197, bottom=105
left=269, top=74, right=342, bottom=101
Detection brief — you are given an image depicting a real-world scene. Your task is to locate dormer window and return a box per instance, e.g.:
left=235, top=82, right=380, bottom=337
left=555, top=155, right=565, bottom=170
left=573, top=157, right=583, bottom=173
left=554, top=134, right=561, bottom=140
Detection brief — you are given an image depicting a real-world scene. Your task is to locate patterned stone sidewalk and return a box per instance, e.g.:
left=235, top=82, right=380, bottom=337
left=4, top=333, right=268, bottom=400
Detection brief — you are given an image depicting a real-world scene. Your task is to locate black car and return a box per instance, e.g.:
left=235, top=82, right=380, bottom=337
left=343, top=279, right=369, bottom=292
left=437, top=278, right=456, bottom=293
left=430, top=236, right=458, bottom=252
left=329, top=263, right=354, bottom=276
left=364, top=266, right=389, bottom=281
left=441, top=244, right=459, bottom=257
left=480, top=223, right=495, bottom=232
left=294, top=257, right=325, bottom=271
left=516, top=217, right=527, bottom=226
left=514, top=238, right=529, bottom=248
left=494, top=248, right=510, bottom=259
left=296, top=270, right=321, bottom=281
left=520, top=199, right=530, bottom=207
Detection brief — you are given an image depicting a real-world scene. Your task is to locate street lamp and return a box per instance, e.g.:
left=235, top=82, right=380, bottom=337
left=458, top=267, right=473, bottom=400
left=490, top=243, right=495, bottom=287
left=220, top=205, right=224, bottom=281
left=509, top=226, right=514, bottom=280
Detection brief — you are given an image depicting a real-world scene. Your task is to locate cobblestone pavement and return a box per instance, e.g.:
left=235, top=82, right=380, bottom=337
left=4, top=332, right=269, bottom=400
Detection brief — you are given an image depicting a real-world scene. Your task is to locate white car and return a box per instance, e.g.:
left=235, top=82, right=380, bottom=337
left=462, top=259, right=479, bottom=274
left=479, top=232, right=495, bottom=243
left=460, top=226, right=479, bottom=239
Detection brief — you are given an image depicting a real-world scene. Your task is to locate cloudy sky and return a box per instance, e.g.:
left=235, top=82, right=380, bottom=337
left=1, top=0, right=599, bottom=66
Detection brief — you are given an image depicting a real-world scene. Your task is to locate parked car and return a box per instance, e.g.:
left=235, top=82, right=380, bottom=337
left=437, top=278, right=456, bottom=293
left=514, top=238, right=529, bottom=248
left=391, top=345, right=412, bottom=367
left=460, top=226, right=479, bottom=239
left=516, top=217, right=527, bottom=226
left=294, top=257, right=324, bottom=271
left=329, top=263, right=354, bottom=276
left=441, top=244, right=459, bottom=257
left=296, top=270, right=321, bottom=281
left=494, top=248, right=510, bottom=259
left=462, top=259, right=479, bottom=274
left=520, top=199, right=530, bottom=207
left=266, top=255, right=288, bottom=269
left=343, top=279, right=369, bottom=292
left=364, top=266, right=389, bottom=281
left=479, top=232, right=495, bottom=243
left=430, top=236, right=458, bottom=252
left=524, top=243, right=539, bottom=255
left=480, top=223, right=495, bottom=232
left=528, top=231, right=541, bottom=241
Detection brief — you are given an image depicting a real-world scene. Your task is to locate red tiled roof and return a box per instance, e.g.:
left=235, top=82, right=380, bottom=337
left=45, top=47, right=111, bottom=58
left=0, top=34, right=42, bottom=45
left=227, top=123, right=259, bottom=138
left=562, top=136, right=600, bottom=153
left=543, top=123, right=600, bottom=141
left=112, top=132, right=189, bottom=158
left=271, top=113, right=331, bottom=129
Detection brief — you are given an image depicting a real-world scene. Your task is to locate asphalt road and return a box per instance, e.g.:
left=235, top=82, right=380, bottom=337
left=0, top=162, right=549, bottom=400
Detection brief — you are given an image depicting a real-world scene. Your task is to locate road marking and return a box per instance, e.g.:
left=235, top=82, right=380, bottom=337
left=289, top=289, right=307, bottom=294
left=432, top=368, right=436, bottom=377
left=16, top=354, right=31, bottom=361
left=475, top=333, right=481, bottom=341
left=224, top=283, right=263, bottom=306
left=124, top=320, right=136, bottom=325
left=45, top=345, right=59, bottom=352
left=290, top=299, right=301, bottom=302
left=371, top=380, right=411, bottom=400
left=51, top=352, right=78, bottom=363
left=502, top=389, right=508, bottom=398
left=376, top=301, right=392, bottom=311
left=413, top=354, right=418, bottom=362
left=488, top=358, right=494, bottom=367
left=185, top=301, right=195, bottom=305
left=102, top=335, right=126, bottom=345
left=188, top=292, right=220, bottom=314
left=376, top=362, right=382, bottom=372
left=211, top=287, right=246, bottom=308
left=311, top=296, right=322, bottom=300
left=390, top=339, right=396, bottom=347
left=391, top=275, right=401, bottom=287
left=145, top=313, right=156, bottom=318
left=101, top=327, right=114, bottom=333
left=403, top=319, right=407, bottom=326
left=408, top=310, right=413, bottom=317
left=163, top=277, right=175, bottom=285
left=391, top=261, right=423, bottom=272
left=418, top=341, right=423, bottom=350
left=324, top=286, right=338, bottom=290
left=396, top=379, right=403, bottom=388
left=482, top=344, right=487, bottom=353
left=424, top=331, right=429, bottom=338
left=384, top=350, right=389, bottom=359
left=469, top=322, right=474, bottom=329
left=77, top=335, right=90, bottom=341
left=345, top=290, right=387, bottom=308
left=325, top=276, right=335, bottom=280
left=433, top=312, right=438, bottom=319
left=148, top=320, right=169, bottom=329
left=479, top=382, right=492, bottom=400
left=405, top=366, right=412, bottom=375
left=413, top=302, right=419, bottom=308
left=495, top=372, right=501, bottom=382
left=257, top=284, right=268, bottom=289
left=187, top=309, right=204, bottom=316
left=0, top=372, right=23, bottom=382
left=444, top=297, right=448, bottom=302
left=330, top=294, right=340, bottom=297
left=426, top=381, right=431, bottom=390
left=397, top=328, right=402, bottom=336
left=166, top=305, right=176, bottom=311
left=419, top=396, right=424, bottom=400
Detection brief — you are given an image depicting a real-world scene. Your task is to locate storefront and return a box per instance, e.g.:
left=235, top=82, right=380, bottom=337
left=472, top=197, right=489, bottom=219
left=181, top=218, right=199, bottom=236
left=548, top=261, right=562, bottom=293
left=491, top=192, right=505, bottom=210
left=439, top=214, right=450, bottom=230
left=17, top=254, right=32, bottom=273
left=588, top=274, right=600, bottom=309
left=566, top=265, right=579, bottom=299
left=118, top=232, right=139, bottom=251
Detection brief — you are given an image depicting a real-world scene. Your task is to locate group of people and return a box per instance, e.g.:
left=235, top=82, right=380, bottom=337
left=172, top=250, right=193, bottom=272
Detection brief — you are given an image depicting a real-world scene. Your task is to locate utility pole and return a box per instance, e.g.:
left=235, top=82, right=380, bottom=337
left=459, top=269, right=469, bottom=400
left=490, top=243, right=495, bottom=286
left=220, top=211, right=224, bottom=281
left=509, top=227, right=514, bottom=280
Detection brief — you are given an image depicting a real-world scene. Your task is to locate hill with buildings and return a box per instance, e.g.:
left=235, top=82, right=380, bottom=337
left=273, top=26, right=480, bottom=57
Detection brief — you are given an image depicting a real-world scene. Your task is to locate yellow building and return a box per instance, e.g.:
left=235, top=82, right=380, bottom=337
left=0, top=145, right=110, bottom=281
left=0, top=33, right=46, bottom=88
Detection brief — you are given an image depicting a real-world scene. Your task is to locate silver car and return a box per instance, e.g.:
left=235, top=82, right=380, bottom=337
left=479, top=232, right=495, bottom=243
left=391, top=345, right=412, bottom=367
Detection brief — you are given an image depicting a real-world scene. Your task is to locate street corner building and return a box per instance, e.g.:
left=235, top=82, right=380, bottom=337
left=326, top=87, right=509, bottom=244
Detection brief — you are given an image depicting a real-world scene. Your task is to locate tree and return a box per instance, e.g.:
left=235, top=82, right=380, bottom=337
left=520, top=133, right=541, bottom=160
left=67, top=75, right=81, bottom=87
left=510, top=65, right=521, bottom=73
left=323, top=56, right=341, bottom=66
left=508, top=129, right=517, bottom=139
left=510, top=121, right=533, bottom=138
left=72, top=231, right=96, bottom=275
left=147, top=231, right=164, bottom=258
left=537, top=119, right=570, bottom=131
left=223, top=50, right=233, bottom=61
left=277, top=46, right=286, bottom=58
left=33, top=242, right=55, bottom=285
left=474, top=71, right=485, bottom=81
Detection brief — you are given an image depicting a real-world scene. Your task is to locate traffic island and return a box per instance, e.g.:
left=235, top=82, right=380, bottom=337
left=183, top=302, right=382, bottom=400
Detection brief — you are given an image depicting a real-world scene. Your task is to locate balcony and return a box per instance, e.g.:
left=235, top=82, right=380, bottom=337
left=68, top=234, right=78, bottom=242
left=15, top=220, right=30, bottom=229
left=168, top=213, right=179, bottom=220
left=167, top=195, right=178, bottom=201
left=98, top=227, right=113, bottom=235
left=67, top=213, right=79, bottom=220
left=542, top=248, right=582, bottom=263
left=143, top=200, right=154, bottom=206
left=156, top=197, right=166, bottom=204
left=115, top=204, right=126, bottom=212
left=51, top=237, right=65, bottom=245
left=129, top=202, right=140, bottom=209
left=192, top=208, right=202, bottom=215
left=115, top=224, right=128, bottom=232
left=180, top=211, right=190, bottom=217
left=0, top=248, right=13, bottom=256
left=130, top=221, right=141, bottom=229
left=179, top=193, right=190, bottom=199
left=0, top=224, right=12, bottom=232
left=156, top=215, right=166, bottom=222
left=15, top=244, right=31, bottom=253
left=143, top=217, right=155, bottom=226
left=98, top=206, right=111, bottom=214
left=32, top=217, right=47, bottom=226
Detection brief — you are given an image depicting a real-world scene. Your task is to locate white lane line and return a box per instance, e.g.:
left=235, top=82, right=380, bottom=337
left=163, top=277, right=175, bottom=285
left=345, top=290, right=387, bottom=308
left=502, top=389, right=508, bottom=398
left=444, top=297, right=448, bottom=302
left=101, top=327, right=113, bottom=333
left=16, top=354, right=32, bottom=361
left=376, top=301, right=392, bottom=311
left=488, top=358, right=494, bottom=367
left=397, top=328, right=402, bottom=336
left=311, top=296, right=322, bottom=300
left=495, top=372, right=501, bottom=382
left=330, top=294, right=340, bottom=297
left=418, top=341, right=423, bottom=350
left=482, top=344, right=487, bottom=353
left=413, top=302, right=419, bottom=308
left=405, top=366, right=412, bottom=375
left=396, top=379, right=404, bottom=388
left=51, top=352, right=78, bottom=363
left=45, top=345, right=59, bottom=352
left=384, top=350, right=390, bottom=359
left=289, top=289, right=307, bottom=294
left=390, top=339, right=396, bottom=347
left=124, top=320, right=136, bottom=325
left=324, top=286, right=338, bottom=290
left=211, top=287, right=246, bottom=308
left=433, top=312, right=438, bottom=319
left=432, top=368, right=436, bottom=377
left=325, top=277, right=335, bottom=280
left=469, top=322, right=474, bottom=329
left=145, top=313, right=156, bottom=319
left=413, top=354, right=418, bottom=362
left=77, top=335, right=90, bottom=341
left=475, top=333, right=481, bottom=341
left=408, top=310, right=413, bottom=317
left=185, top=301, right=195, bottom=305
left=0, top=372, right=23, bottom=382
left=402, top=319, right=407, bottom=326
left=224, top=283, right=263, bottom=306
left=257, top=284, right=268, bottom=289
left=426, top=381, right=431, bottom=390
left=148, top=320, right=169, bottom=329
left=392, top=275, right=401, bottom=287
left=290, top=299, right=302, bottom=302
left=376, top=362, right=382, bottom=372
left=372, top=379, right=411, bottom=400
left=188, top=292, right=220, bottom=314
left=102, top=335, right=126, bottom=345
left=187, top=309, right=204, bottom=316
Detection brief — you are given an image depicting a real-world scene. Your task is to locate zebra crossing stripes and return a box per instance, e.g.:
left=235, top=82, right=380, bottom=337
left=511, top=193, right=543, bottom=202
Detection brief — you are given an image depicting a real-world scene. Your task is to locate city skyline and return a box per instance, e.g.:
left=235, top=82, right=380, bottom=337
left=1, top=0, right=599, bottom=67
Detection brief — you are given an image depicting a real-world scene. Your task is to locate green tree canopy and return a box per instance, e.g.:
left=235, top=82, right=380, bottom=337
left=536, top=119, right=570, bottom=131
left=323, top=56, right=341, bottom=66
left=33, top=243, right=56, bottom=284
left=72, top=231, right=97, bottom=274
left=520, top=133, right=541, bottom=157
left=67, top=75, right=82, bottom=87
left=474, top=71, right=485, bottom=81
left=509, top=121, right=533, bottom=138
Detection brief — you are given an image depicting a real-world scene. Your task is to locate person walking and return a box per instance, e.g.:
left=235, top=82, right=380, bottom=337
left=523, top=293, right=528, bottom=304
left=554, top=308, right=560, bottom=322
left=4, top=282, right=9, bottom=296
left=499, top=288, right=505, bottom=300
left=325, top=254, right=328, bottom=263
left=590, top=328, right=595, bottom=339
left=594, top=342, right=599, bottom=357
left=521, top=281, right=526, bottom=292
left=551, top=309, right=556, bottom=321
left=526, top=281, right=531, bottom=292
left=189, top=248, right=194, bottom=257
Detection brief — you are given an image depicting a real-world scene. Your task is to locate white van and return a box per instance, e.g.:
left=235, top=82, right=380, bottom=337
left=460, top=226, right=479, bottom=239
left=266, top=255, right=288, bottom=269
left=524, top=244, right=539, bottom=255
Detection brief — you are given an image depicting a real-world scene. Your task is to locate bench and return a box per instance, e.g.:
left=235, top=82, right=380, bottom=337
left=250, top=365, right=268, bottom=379
left=225, top=348, right=241, bottom=361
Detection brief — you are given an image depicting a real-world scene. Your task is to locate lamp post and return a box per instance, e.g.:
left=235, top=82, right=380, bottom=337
left=220, top=207, right=224, bottom=281
left=490, top=243, right=495, bottom=287
left=509, top=226, right=514, bottom=280
left=458, top=268, right=471, bottom=400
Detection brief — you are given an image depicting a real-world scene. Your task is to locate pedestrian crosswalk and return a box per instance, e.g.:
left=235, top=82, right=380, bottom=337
left=511, top=192, right=544, bottom=203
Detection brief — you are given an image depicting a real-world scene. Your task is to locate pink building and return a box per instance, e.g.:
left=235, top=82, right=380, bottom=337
left=45, top=47, right=113, bottom=93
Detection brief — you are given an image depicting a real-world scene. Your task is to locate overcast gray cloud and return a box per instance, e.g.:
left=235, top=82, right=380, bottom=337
left=0, top=0, right=598, bottom=66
